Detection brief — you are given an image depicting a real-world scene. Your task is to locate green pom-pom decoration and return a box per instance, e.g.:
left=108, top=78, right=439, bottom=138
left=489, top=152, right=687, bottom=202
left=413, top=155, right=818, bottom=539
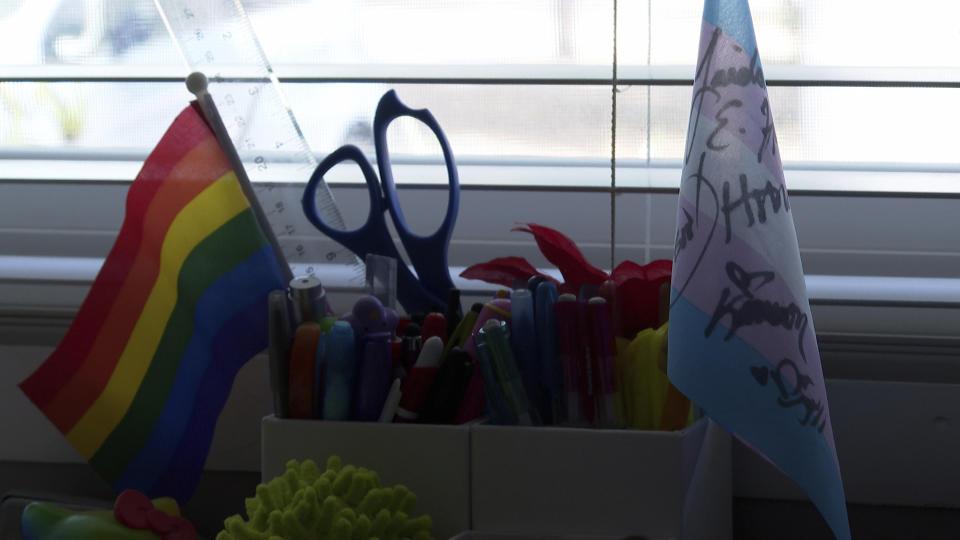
left=216, top=457, right=434, bottom=540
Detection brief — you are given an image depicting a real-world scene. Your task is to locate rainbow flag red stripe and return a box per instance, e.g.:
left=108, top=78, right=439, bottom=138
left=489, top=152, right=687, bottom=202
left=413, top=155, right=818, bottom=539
left=19, top=104, right=286, bottom=503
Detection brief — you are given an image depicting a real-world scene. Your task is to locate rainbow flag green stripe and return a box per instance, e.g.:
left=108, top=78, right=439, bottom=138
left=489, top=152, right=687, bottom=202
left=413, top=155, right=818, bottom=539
left=89, top=208, right=271, bottom=483
left=19, top=104, right=288, bottom=504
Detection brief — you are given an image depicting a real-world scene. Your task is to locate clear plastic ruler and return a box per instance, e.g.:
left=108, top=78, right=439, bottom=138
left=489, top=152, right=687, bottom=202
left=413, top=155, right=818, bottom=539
left=153, top=0, right=363, bottom=282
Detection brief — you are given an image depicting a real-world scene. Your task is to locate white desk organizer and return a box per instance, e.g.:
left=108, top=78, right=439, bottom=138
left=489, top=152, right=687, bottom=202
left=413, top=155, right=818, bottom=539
left=261, top=415, right=472, bottom=540
left=261, top=416, right=731, bottom=540
left=469, top=418, right=731, bottom=540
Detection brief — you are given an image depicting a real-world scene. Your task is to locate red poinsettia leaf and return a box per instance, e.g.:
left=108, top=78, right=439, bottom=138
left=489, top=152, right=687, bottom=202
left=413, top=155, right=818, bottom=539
left=610, top=259, right=672, bottom=285
left=460, top=256, right=557, bottom=288
left=617, top=274, right=671, bottom=337
left=511, top=223, right=608, bottom=291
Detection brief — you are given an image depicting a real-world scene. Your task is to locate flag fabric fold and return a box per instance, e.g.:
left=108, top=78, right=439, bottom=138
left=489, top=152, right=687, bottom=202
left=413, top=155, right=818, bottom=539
left=668, top=1, right=851, bottom=538
left=19, top=103, right=286, bottom=503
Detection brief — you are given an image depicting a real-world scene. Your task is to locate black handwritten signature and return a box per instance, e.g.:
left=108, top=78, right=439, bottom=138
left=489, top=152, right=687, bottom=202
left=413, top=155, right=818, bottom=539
left=751, top=359, right=827, bottom=432
left=706, top=261, right=809, bottom=362
left=671, top=152, right=719, bottom=307
left=686, top=27, right=772, bottom=166
left=720, top=173, right=790, bottom=243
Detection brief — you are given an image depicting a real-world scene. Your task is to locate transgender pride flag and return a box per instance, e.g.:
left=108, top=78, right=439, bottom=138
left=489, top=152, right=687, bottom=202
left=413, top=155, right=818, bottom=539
left=667, top=1, right=851, bottom=538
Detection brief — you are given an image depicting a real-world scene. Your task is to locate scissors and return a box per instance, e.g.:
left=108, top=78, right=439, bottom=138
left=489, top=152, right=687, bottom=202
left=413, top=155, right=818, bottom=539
left=302, top=90, right=460, bottom=315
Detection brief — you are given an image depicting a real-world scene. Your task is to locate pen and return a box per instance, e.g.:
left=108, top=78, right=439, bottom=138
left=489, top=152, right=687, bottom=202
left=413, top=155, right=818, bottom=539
left=455, top=298, right=512, bottom=424
left=555, top=293, right=586, bottom=426
left=400, top=322, right=422, bottom=374
left=510, top=288, right=541, bottom=422
left=394, top=336, right=443, bottom=422
left=444, top=288, right=463, bottom=340
left=535, top=281, right=560, bottom=425
left=321, top=321, right=356, bottom=421
left=443, top=302, right=482, bottom=358
left=576, top=288, right=596, bottom=425
left=419, top=346, right=475, bottom=424
left=478, top=319, right=534, bottom=425
left=288, top=322, right=323, bottom=419
left=267, top=290, right=292, bottom=418
left=587, top=297, right=620, bottom=429
left=378, top=378, right=403, bottom=423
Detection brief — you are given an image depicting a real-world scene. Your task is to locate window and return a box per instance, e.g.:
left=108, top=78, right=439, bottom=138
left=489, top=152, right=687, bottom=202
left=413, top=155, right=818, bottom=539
left=2, top=0, right=960, bottom=340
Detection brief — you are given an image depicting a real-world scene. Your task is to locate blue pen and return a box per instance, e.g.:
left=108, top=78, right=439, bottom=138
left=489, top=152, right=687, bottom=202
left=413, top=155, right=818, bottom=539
left=509, top=288, right=541, bottom=421
left=322, top=321, right=356, bottom=421
left=535, top=281, right=560, bottom=424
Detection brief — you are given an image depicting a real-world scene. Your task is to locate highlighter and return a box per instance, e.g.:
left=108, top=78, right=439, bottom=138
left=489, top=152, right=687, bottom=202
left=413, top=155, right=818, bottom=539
left=455, top=298, right=512, bottom=423
left=535, top=281, right=560, bottom=425
left=587, top=297, right=620, bottom=429
left=394, top=336, right=443, bottom=422
left=288, top=322, right=322, bottom=419
left=321, top=321, right=356, bottom=421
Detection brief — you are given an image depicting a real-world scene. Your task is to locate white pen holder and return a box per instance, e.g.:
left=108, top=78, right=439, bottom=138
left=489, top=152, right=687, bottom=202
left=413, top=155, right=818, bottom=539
left=469, top=418, right=731, bottom=540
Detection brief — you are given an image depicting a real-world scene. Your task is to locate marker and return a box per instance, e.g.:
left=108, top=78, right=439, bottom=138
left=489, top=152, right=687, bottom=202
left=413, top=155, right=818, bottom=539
left=288, top=322, right=323, bottom=419
left=455, top=298, right=512, bottom=424
left=421, top=312, right=447, bottom=345
left=527, top=275, right=546, bottom=294
left=599, top=279, right=621, bottom=338
left=267, top=290, right=292, bottom=418
left=394, top=336, right=443, bottom=422
left=378, top=378, right=403, bottom=423
left=588, top=297, right=620, bottom=429
left=321, top=321, right=356, bottom=421
left=555, top=294, right=586, bottom=426
left=535, top=281, right=560, bottom=424
left=478, top=319, right=533, bottom=425
left=475, top=332, right=514, bottom=425
left=419, top=346, right=475, bottom=424
left=510, top=288, right=540, bottom=421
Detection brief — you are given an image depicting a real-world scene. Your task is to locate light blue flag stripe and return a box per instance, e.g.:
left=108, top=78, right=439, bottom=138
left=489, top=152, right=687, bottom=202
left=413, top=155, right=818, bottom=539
left=703, top=0, right=759, bottom=61
left=669, top=292, right=851, bottom=539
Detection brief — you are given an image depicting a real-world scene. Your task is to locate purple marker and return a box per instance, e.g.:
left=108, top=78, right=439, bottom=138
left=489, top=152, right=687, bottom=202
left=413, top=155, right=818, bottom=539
left=587, top=296, right=620, bottom=428
left=343, top=296, right=399, bottom=421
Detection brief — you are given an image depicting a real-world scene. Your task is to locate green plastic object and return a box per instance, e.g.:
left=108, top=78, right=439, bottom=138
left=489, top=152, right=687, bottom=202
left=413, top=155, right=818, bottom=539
left=217, top=456, right=434, bottom=540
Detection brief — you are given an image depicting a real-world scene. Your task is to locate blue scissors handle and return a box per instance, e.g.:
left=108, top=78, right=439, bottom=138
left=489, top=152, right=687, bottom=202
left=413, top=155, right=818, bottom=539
left=302, top=144, right=445, bottom=314
left=373, top=90, right=460, bottom=305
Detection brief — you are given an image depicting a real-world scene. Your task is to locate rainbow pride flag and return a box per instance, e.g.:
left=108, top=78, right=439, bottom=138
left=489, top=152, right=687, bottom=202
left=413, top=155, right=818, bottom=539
left=19, top=103, right=287, bottom=503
